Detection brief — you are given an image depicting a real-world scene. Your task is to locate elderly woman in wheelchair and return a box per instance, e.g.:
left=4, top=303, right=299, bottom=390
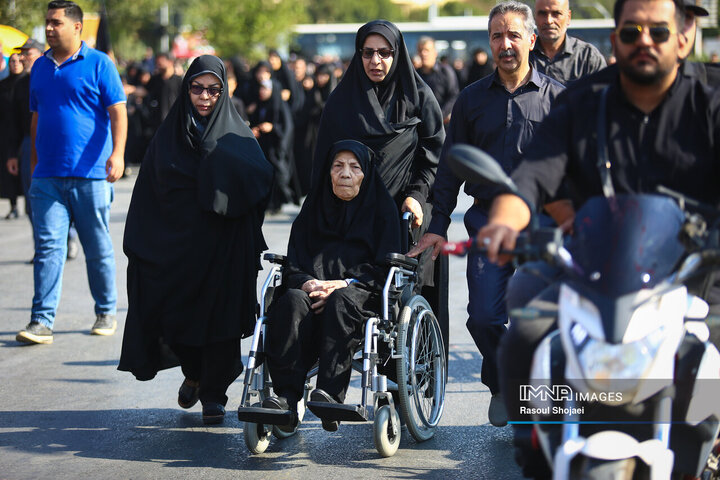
left=237, top=140, right=446, bottom=457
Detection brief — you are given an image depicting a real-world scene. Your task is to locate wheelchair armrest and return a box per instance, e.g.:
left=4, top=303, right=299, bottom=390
left=263, top=253, right=287, bottom=266
left=386, top=253, right=418, bottom=271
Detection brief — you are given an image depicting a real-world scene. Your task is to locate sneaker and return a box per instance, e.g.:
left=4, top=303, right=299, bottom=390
left=67, top=238, right=80, bottom=260
left=91, top=314, right=116, bottom=336
left=489, top=393, right=509, bottom=427
left=178, top=378, right=200, bottom=409
left=202, top=402, right=226, bottom=425
left=16, top=322, right=53, bottom=345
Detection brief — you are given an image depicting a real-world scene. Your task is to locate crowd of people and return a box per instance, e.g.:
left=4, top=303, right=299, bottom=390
left=2, top=0, right=719, bottom=443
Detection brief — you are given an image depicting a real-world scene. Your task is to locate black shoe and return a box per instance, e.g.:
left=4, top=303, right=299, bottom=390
left=5, top=208, right=19, bottom=220
left=489, top=393, right=508, bottom=427
left=16, top=322, right=53, bottom=345
left=310, top=389, right=340, bottom=432
left=262, top=396, right=299, bottom=433
left=178, top=378, right=200, bottom=409
left=91, top=314, right=116, bottom=336
left=202, top=402, right=225, bottom=425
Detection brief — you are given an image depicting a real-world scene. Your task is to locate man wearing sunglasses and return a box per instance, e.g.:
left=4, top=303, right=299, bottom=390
left=530, top=0, right=607, bottom=85
left=568, top=0, right=717, bottom=90
left=473, top=0, right=720, bottom=434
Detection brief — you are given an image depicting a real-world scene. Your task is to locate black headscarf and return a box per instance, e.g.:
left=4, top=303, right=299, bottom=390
left=312, top=20, right=444, bottom=207
left=285, top=140, right=402, bottom=289
left=120, top=56, right=273, bottom=380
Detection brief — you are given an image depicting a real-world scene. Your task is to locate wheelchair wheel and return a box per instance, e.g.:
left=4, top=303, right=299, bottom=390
left=244, top=421, right=271, bottom=454
left=373, top=405, right=401, bottom=457
left=244, top=402, right=271, bottom=454
left=396, top=295, right=447, bottom=442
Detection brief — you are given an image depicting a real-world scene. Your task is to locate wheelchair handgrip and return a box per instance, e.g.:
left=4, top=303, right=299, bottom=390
left=401, top=212, right=415, bottom=254
left=263, top=253, right=287, bottom=266
left=386, top=253, right=419, bottom=271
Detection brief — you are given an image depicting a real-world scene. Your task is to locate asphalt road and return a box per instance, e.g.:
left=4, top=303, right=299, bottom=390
left=0, top=174, right=524, bottom=480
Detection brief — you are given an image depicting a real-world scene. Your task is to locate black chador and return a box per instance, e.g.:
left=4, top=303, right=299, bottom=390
left=119, top=56, right=273, bottom=407
left=312, top=19, right=449, bottom=353
left=249, top=79, right=295, bottom=212
left=266, top=140, right=402, bottom=407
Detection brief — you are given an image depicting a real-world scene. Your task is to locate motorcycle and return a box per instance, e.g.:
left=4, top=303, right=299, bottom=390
left=443, top=144, right=720, bottom=480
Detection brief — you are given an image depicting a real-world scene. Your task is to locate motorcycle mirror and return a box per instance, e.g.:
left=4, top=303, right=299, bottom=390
left=448, top=144, right=519, bottom=194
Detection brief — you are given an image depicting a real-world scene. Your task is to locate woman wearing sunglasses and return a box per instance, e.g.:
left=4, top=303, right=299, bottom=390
left=119, top=55, right=273, bottom=425
left=312, top=19, right=449, bottom=353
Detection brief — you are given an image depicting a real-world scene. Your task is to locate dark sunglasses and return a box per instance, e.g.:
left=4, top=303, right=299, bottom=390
left=616, top=24, right=675, bottom=44
left=189, top=84, right=223, bottom=97
left=359, top=47, right=395, bottom=59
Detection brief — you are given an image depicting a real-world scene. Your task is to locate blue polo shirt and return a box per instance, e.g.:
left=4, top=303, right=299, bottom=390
left=30, top=41, right=126, bottom=179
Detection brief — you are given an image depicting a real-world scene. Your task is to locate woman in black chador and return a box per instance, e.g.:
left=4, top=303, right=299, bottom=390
left=118, top=56, right=273, bottom=425
left=263, top=140, right=402, bottom=432
left=312, top=19, right=449, bottom=354
left=249, top=76, right=295, bottom=212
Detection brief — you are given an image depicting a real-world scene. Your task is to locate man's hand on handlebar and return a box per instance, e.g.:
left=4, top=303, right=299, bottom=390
left=408, top=232, right=445, bottom=260
left=477, top=223, right=519, bottom=265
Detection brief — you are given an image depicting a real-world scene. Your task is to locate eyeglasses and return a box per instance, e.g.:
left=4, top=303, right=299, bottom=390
left=616, top=24, right=676, bottom=44
left=189, top=84, right=223, bottom=97
left=359, top=47, right=395, bottom=59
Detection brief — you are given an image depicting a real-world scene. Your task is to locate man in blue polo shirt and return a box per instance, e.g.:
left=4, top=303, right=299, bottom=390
left=16, top=0, right=127, bottom=345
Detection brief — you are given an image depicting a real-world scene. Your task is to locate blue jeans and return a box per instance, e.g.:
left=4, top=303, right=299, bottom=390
left=464, top=204, right=514, bottom=394
left=29, top=177, right=117, bottom=328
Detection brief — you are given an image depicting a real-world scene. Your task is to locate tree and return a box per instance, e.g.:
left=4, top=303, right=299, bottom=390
left=0, top=0, right=48, bottom=37
left=305, top=0, right=404, bottom=23
left=187, top=0, right=307, bottom=60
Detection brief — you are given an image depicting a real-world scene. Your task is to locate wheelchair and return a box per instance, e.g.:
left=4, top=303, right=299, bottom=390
left=236, top=213, right=447, bottom=457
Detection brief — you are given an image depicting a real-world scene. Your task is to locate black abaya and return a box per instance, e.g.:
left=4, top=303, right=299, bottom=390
left=312, top=19, right=449, bottom=352
left=266, top=139, right=402, bottom=405
left=119, top=56, right=273, bottom=389
left=249, top=83, right=295, bottom=211
left=0, top=70, right=24, bottom=202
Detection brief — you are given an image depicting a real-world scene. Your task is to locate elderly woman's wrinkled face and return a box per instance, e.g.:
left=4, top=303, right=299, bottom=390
left=362, top=34, right=394, bottom=83
left=189, top=73, right=222, bottom=117
left=330, top=151, right=364, bottom=201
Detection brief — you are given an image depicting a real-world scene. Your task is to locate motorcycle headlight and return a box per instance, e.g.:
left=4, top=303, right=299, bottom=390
left=575, top=323, right=665, bottom=395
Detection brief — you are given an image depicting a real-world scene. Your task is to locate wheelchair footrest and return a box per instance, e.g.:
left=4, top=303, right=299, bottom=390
left=237, top=406, right=294, bottom=425
left=306, top=402, right=369, bottom=422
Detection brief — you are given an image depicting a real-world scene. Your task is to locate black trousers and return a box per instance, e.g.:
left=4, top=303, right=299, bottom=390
left=266, top=286, right=379, bottom=407
left=170, top=339, right=243, bottom=406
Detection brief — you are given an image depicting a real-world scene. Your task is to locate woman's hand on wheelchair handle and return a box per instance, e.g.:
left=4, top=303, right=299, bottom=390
left=408, top=233, right=445, bottom=261
left=402, top=197, right=423, bottom=229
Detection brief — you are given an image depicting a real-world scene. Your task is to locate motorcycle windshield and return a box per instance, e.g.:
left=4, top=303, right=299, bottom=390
left=567, top=195, right=686, bottom=296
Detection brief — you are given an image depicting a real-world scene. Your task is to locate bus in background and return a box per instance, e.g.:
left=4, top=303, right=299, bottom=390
left=292, top=16, right=615, bottom=61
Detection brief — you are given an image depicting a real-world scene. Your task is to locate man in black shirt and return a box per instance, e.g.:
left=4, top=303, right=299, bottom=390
left=530, top=0, right=607, bottom=84
left=146, top=52, right=182, bottom=131
left=567, top=0, right=719, bottom=90
left=475, top=0, right=719, bottom=422
left=416, top=36, right=460, bottom=124
left=409, top=0, right=565, bottom=428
